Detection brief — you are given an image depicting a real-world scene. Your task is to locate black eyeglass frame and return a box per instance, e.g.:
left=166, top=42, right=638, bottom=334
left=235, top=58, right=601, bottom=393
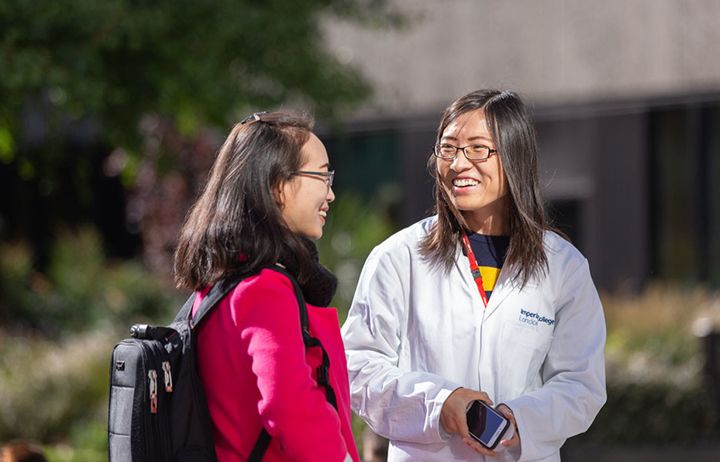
left=293, top=170, right=335, bottom=188
left=433, top=143, right=498, bottom=162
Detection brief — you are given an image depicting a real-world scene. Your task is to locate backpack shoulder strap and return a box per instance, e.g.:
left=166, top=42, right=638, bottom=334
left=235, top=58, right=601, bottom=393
left=247, top=265, right=339, bottom=462
left=266, top=265, right=337, bottom=409
left=169, top=272, right=247, bottom=328
left=266, top=265, right=309, bottom=335
left=172, top=293, right=197, bottom=324
left=174, top=266, right=293, bottom=329
left=176, top=265, right=337, bottom=462
left=191, top=272, right=247, bottom=328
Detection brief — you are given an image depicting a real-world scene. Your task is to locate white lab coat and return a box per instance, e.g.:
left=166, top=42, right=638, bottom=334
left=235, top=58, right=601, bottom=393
left=341, top=217, right=606, bottom=462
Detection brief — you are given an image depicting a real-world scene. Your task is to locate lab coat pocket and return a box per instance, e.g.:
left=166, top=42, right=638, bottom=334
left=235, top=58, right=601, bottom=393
left=499, top=322, right=553, bottom=396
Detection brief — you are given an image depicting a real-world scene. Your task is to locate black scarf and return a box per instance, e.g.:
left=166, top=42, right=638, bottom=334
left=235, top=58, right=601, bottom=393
left=278, top=238, right=338, bottom=307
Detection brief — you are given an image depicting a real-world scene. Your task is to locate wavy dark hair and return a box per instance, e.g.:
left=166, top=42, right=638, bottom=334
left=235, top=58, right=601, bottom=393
left=174, top=111, right=315, bottom=290
left=420, top=89, right=551, bottom=287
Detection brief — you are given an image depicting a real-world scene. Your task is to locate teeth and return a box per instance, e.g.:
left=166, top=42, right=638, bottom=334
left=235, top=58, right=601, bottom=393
left=453, top=178, right=479, bottom=187
left=319, top=211, right=327, bottom=217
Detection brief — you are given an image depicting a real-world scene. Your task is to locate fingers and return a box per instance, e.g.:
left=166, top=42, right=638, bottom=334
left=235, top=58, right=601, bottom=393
left=441, top=387, right=491, bottom=437
left=499, top=431, right=520, bottom=448
left=475, top=390, right=493, bottom=406
left=496, top=404, right=521, bottom=448
left=495, top=404, right=514, bottom=422
left=441, top=388, right=502, bottom=457
left=462, top=435, right=497, bottom=457
left=440, top=388, right=470, bottom=436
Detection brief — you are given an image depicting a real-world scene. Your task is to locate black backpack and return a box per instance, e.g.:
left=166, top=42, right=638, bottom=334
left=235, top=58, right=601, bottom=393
left=107, top=266, right=337, bottom=462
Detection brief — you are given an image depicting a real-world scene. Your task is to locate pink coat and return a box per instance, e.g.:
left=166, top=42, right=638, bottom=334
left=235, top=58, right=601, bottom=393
left=192, top=268, right=360, bottom=462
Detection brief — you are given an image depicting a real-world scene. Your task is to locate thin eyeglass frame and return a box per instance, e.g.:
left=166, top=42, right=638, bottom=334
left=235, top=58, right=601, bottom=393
left=434, top=144, right=497, bottom=162
left=293, top=170, right=335, bottom=188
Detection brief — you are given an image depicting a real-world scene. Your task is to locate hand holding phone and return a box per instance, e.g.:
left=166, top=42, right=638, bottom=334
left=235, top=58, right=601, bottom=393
left=465, top=400, right=511, bottom=450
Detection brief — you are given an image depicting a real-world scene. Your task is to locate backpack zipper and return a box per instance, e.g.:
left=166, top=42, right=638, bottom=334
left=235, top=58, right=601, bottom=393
left=143, top=342, right=162, bottom=462
left=162, top=361, right=173, bottom=392
left=148, top=369, right=158, bottom=414
left=151, top=341, right=174, bottom=461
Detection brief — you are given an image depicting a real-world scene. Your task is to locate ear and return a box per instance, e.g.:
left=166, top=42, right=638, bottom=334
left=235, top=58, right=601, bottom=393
left=273, top=181, right=285, bottom=208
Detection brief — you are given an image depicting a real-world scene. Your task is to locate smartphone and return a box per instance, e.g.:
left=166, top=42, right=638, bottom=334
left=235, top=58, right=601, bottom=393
left=465, top=400, right=511, bottom=450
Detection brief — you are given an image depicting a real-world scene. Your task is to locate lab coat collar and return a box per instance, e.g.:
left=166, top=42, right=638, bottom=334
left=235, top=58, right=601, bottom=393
left=453, top=241, right=514, bottom=318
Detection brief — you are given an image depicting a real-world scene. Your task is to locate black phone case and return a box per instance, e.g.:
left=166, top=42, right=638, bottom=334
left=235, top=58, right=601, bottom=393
left=466, top=401, right=511, bottom=450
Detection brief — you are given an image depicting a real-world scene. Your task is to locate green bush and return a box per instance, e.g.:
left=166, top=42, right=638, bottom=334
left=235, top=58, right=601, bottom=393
left=0, top=329, right=112, bottom=443
left=580, top=380, right=716, bottom=444
left=316, top=194, right=394, bottom=322
left=0, top=228, right=183, bottom=337
left=43, top=420, right=107, bottom=462
left=0, top=228, right=183, bottom=458
left=570, top=284, right=720, bottom=445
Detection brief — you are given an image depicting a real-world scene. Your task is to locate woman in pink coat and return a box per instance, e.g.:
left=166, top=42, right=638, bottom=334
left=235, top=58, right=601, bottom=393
left=174, top=111, right=359, bottom=462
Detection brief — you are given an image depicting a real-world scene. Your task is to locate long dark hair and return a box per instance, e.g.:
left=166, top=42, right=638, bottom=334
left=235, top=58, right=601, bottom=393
left=420, top=89, right=550, bottom=287
left=174, top=111, right=315, bottom=290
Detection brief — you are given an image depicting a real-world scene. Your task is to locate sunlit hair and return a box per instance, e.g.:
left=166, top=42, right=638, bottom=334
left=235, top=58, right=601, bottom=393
left=174, top=111, right=315, bottom=290
left=420, top=89, right=551, bottom=287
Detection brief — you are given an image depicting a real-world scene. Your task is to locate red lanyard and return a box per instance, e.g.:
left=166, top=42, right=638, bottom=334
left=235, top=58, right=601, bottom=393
left=460, top=233, right=489, bottom=307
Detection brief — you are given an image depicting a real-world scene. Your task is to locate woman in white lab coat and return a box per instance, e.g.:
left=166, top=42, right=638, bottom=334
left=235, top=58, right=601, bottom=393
left=341, top=89, right=606, bottom=462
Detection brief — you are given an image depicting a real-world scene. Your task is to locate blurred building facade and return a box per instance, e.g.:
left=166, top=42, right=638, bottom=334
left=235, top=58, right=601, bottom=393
left=320, top=0, right=720, bottom=291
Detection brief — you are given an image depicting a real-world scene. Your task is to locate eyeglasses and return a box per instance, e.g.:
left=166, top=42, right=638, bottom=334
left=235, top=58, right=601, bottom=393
left=434, top=143, right=497, bottom=161
left=293, top=170, right=335, bottom=188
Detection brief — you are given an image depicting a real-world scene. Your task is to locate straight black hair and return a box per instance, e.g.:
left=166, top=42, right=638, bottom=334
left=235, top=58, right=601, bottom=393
left=420, top=89, right=551, bottom=287
left=174, top=111, right=315, bottom=290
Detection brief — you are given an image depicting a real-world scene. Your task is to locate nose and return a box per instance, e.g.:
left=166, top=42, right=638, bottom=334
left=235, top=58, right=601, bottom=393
left=327, top=185, right=335, bottom=203
left=449, top=151, right=472, bottom=172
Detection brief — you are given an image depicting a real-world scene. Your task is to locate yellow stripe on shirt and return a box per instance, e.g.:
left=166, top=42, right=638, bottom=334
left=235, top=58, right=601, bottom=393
left=479, top=266, right=501, bottom=292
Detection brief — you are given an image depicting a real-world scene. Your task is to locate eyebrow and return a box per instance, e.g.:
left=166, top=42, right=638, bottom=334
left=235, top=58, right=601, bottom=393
left=440, top=135, right=493, bottom=143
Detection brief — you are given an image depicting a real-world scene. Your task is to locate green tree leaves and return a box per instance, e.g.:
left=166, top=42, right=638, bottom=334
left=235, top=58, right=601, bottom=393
left=0, top=0, right=393, bottom=150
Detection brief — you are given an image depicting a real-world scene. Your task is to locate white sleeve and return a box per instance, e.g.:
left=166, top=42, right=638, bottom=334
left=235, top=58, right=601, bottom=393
left=504, top=258, right=607, bottom=461
left=341, top=247, right=461, bottom=444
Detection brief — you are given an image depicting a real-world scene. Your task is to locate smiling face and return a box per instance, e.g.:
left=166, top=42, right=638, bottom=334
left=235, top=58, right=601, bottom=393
left=279, top=133, right=335, bottom=240
left=437, top=109, right=509, bottom=234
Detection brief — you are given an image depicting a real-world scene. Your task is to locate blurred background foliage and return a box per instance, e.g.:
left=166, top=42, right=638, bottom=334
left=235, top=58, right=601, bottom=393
left=0, top=0, right=404, bottom=150
left=579, top=287, right=720, bottom=445
left=1, top=229, right=181, bottom=336
left=0, top=0, right=404, bottom=272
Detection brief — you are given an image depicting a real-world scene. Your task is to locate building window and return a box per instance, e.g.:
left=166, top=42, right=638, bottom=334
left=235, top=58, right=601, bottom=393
left=649, top=103, right=720, bottom=287
left=320, top=131, right=400, bottom=200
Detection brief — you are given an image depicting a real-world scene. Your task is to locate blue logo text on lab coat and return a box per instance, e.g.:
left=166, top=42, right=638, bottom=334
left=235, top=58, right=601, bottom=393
left=519, top=308, right=555, bottom=327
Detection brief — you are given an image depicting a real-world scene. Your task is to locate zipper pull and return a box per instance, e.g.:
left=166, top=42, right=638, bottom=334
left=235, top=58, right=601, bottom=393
left=162, top=361, right=173, bottom=392
left=148, top=370, right=158, bottom=414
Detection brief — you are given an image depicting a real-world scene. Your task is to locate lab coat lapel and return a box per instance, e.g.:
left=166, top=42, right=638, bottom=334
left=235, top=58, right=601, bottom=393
left=484, top=266, right=514, bottom=318
left=453, top=244, right=484, bottom=309
left=455, top=244, right=513, bottom=318
left=454, top=243, right=515, bottom=317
